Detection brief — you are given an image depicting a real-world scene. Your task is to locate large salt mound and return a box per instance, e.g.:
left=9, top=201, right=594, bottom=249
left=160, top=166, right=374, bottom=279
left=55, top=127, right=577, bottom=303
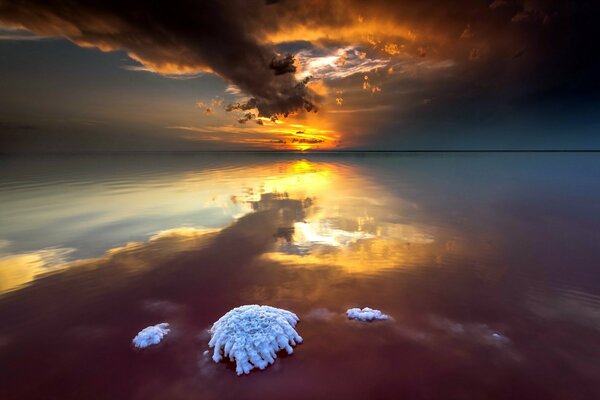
left=347, top=307, right=390, bottom=321
left=208, top=305, right=303, bottom=375
left=132, top=323, right=170, bottom=349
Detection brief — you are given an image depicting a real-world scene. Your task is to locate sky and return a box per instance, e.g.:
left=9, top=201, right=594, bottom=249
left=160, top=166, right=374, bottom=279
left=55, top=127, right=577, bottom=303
left=0, top=0, right=599, bottom=151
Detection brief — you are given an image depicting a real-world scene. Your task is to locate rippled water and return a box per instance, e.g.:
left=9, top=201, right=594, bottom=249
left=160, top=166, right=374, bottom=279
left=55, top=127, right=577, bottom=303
left=0, top=153, right=599, bottom=399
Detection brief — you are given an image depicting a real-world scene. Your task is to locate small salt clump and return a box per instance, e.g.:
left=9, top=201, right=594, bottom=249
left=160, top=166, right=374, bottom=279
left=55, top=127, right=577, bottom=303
left=132, top=323, right=170, bottom=349
left=347, top=307, right=390, bottom=321
left=208, top=305, right=303, bottom=375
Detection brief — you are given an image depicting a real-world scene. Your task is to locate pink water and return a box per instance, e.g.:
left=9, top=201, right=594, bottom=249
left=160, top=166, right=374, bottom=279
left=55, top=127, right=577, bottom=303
left=1, top=153, right=599, bottom=399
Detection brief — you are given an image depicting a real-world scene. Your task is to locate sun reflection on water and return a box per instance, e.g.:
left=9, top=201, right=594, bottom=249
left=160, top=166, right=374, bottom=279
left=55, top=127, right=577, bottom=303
left=0, top=158, right=443, bottom=292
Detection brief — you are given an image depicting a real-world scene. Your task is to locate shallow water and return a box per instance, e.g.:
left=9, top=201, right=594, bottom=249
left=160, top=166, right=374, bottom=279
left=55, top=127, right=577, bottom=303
left=0, top=153, right=599, bottom=399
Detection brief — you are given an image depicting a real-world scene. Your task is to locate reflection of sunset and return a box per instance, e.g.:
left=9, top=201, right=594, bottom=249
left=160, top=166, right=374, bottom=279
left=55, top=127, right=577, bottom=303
left=185, top=159, right=338, bottom=201
left=0, top=248, right=72, bottom=293
left=0, top=159, right=441, bottom=290
left=266, top=237, right=438, bottom=274
left=0, top=227, right=216, bottom=294
left=266, top=216, right=440, bottom=274
left=0, top=160, right=340, bottom=292
left=244, top=160, right=443, bottom=274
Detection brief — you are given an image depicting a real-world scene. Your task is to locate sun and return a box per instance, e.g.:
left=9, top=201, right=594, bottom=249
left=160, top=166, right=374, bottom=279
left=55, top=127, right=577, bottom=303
left=255, top=116, right=340, bottom=150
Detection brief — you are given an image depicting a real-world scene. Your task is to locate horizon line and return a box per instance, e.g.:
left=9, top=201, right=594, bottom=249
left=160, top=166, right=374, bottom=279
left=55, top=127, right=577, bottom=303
left=2, top=149, right=600, bottom=155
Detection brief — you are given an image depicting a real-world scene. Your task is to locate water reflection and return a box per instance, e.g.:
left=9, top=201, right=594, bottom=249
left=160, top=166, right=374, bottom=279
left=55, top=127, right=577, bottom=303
left=0, top=156, right=439, bottom=290
left=0, top=153, right=599, bottom=399
left=16, top=161, right=440, bottom=287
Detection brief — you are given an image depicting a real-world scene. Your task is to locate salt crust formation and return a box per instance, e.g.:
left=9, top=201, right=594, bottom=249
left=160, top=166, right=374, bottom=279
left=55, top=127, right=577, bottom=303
left=208, top=305, right=303, bottom=375
left=132, top=323, right=171, bottom=348
left=347, top=307, right=390, bottom=321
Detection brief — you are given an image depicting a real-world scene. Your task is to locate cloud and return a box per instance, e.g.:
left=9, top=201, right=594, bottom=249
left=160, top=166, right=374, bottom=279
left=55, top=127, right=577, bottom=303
left=237, top=112, right=256, bottom=124
left=167, top=120, right=338, bottom=149
left=295, top=46, right=390, bottom=81
left=196, top=98, right=224, bottom=115
left=225, top=84, right=242, bottom=95
left=269, top=53, right=297, bottom=75
left=226, top=76, right=317, bottom=118
left=226, top=98, right=259, bottom=113
left=122, top=64, right=203, bottom=80
left=383, top=43, right=401, bottom=55
left=0, top=27, right=46, bottom=40
left=0, top=0, right=318, bottom=119
left=327, top=105, right=393, bottom=114
left=290, top=137, right=323, bottom=144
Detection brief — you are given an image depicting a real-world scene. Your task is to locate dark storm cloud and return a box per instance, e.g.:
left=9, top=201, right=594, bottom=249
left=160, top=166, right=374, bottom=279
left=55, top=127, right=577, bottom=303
left=226, top=99, right=259, bottom=113
left=225, top=76, right=316, bottom=118
left=1, top=0, right=597, bottom=106
left=0, top=0, right=317, bottom=119
left=269, top=54, right=297, bottom=75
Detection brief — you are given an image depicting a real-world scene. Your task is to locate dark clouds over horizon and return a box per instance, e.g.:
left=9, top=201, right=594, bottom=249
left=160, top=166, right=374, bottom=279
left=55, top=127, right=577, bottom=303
left=0, top=0, right=599, bottom=151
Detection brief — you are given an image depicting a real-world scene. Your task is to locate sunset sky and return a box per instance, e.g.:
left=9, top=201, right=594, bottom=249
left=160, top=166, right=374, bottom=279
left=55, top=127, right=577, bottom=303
left=0, top=0, right=598, bottom=151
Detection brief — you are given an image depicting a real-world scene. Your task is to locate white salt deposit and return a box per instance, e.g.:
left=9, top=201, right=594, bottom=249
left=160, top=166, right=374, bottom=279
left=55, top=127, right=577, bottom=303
left=132, top=323, right=170, bottom=349
left=208, top=305, right=303, bottom=375
left=346, top=307, right=390, bottom=321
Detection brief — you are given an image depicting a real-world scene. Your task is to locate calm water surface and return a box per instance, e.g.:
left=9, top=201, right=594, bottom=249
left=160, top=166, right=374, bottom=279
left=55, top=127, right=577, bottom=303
left=0, top=153, right=599, bottom=399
